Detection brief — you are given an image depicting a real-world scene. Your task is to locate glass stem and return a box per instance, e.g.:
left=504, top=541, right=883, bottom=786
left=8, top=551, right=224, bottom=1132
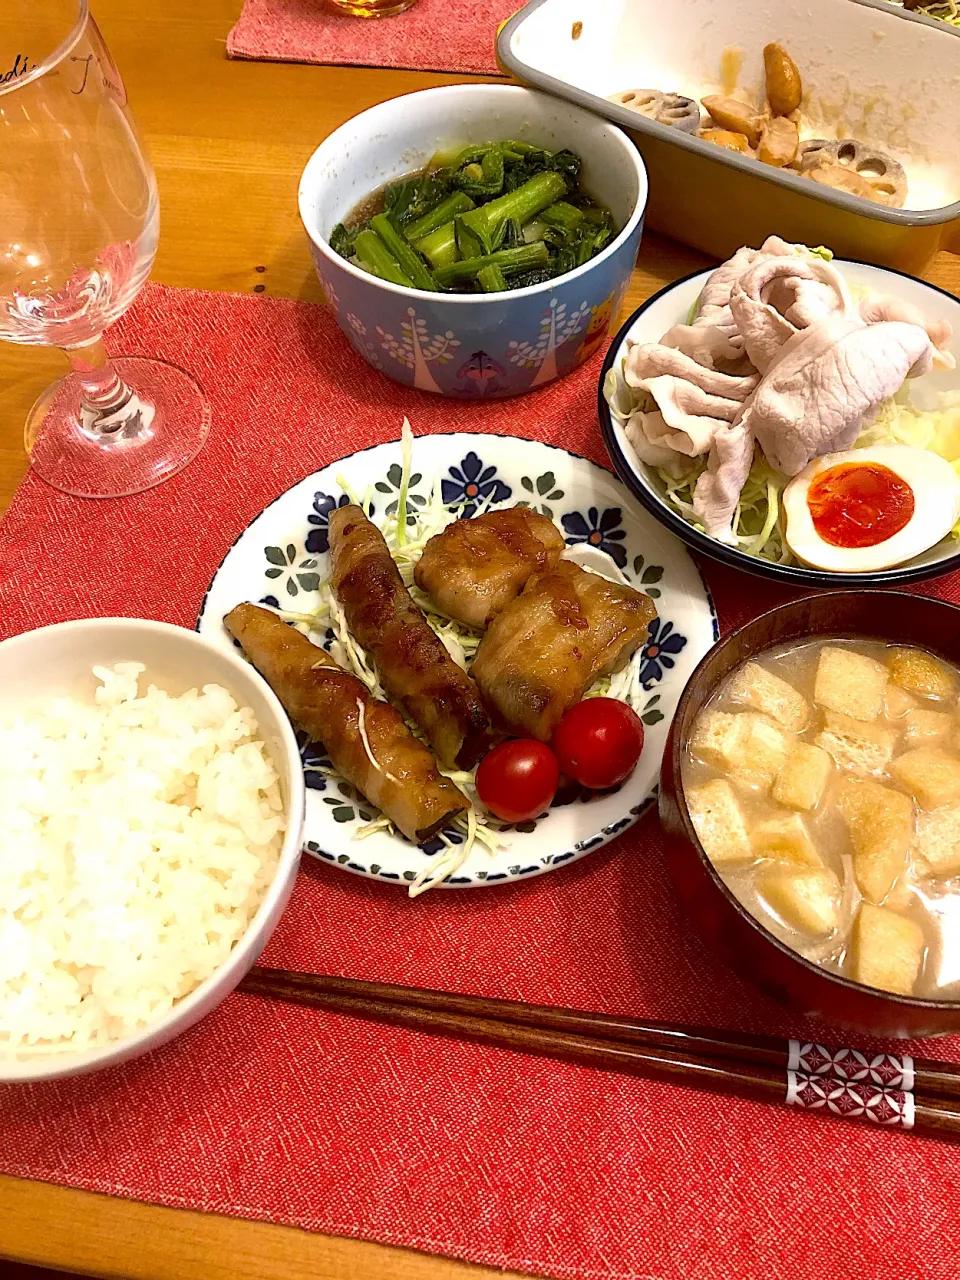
left=64, top=338, right=149, bottom=441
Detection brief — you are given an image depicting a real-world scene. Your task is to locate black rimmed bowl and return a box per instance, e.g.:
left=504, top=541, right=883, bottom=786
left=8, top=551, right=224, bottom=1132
left=659, top=591, right=960, bottom=1039
left=598, top=260, right=960, bottom=589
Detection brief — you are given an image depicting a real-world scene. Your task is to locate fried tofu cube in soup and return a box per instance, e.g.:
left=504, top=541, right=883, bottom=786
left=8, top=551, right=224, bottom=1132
left=736, top=716, right=792, bottom=791
left=727, top=662, right=810, bottom=732
left=889, top=648, right=957, bottom=702
left=850, top=903, right=925, bottom=996
left=760, top=868, right=840, bottom=936
left=836, top=777, right=913, bottom=904
left=813, top=647, right=888, bottom=722
left=751, top=812, right=822, bottom=867
left=689, top=711, right=749, bottom=772
left=915, top=804, right=960, bottom=877
left=903, top=708, right=954, bottom=749
left=773, top=743, right=832, bottom=811
left=690, top=711, right=789, bottom=791
left=891, top=747, right=960, bottom=810
left=814, top=712, right=898, bottom=778
left=687, top=779, right=752, bottom=865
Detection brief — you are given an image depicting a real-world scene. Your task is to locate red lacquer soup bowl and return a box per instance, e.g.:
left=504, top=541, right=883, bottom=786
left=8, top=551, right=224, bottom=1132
left=659, top=591, right=960, bottom=1039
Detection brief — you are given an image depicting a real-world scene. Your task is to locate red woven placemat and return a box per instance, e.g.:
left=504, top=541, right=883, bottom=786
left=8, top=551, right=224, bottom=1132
left=1, top=281, right=959, bottom=1280
left=226, top=0, right=513, bottom=75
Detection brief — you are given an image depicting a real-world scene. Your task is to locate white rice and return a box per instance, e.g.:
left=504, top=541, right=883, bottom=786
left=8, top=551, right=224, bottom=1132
left=0, top=663, right=286, bottom=1050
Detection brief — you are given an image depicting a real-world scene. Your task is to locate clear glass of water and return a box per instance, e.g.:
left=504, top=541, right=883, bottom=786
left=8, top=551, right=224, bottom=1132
left=0, top=0, right=209, bottom=498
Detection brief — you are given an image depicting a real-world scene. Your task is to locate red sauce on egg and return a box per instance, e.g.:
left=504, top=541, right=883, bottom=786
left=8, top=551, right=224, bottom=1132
left=807, top=462, right=915, bottom=548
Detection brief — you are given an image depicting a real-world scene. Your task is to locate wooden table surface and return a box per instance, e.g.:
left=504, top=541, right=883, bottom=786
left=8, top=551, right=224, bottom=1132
left=1, top=1, right=959, bottom=1277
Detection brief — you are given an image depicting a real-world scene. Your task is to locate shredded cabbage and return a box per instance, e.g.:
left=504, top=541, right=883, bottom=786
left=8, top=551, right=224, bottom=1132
left=890, top=0, right=960, bottom=23
left=859, top=389, right=960, bottom=464
left=859, top=391, right=960, bottom=539
left=355, top=698, right=399, bottom=784
left=644, top=449, right=793, bottom=564
left=396, top=416, right=413, bottom=548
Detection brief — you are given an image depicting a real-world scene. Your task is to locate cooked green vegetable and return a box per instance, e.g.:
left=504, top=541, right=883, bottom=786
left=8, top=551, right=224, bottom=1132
left=384, top=173, right=448, bottom=225
left=331, top=140, right=616, bottom=294
left=454, top=214, right=487, bottom=262
left=433, top=242, right=550, bottom=289
left=329, top=222, right=359, bottom=258
left=415, top=221, right=460, bottom=270
left=477, top=264, right=508, bottom=293
left=403, top=192, right=475, bottom=243
left=540, top=201, right=585, bottom=231
left=369, top=214, right=436, bottom=291
left=353, top=229, right=414, bottom=288
left=456, top=171, right=567, bottom=255
left=452, top=148, right=505, bottom=198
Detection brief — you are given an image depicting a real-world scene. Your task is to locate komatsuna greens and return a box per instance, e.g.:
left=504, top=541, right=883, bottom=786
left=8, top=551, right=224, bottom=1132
left=329, top=140, right=616, bottom=294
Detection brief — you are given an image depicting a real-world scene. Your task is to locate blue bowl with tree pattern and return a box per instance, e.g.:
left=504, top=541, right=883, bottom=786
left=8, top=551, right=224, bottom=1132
left=298, top=84, right=648, bottom=400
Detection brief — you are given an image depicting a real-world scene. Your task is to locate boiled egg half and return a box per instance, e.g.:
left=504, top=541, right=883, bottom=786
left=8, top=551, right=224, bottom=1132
left=783, top=444, right=960, bottom=572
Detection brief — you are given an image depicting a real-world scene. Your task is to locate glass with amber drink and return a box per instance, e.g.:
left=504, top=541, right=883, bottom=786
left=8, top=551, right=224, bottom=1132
left=327, top=0, right=421, bottom=17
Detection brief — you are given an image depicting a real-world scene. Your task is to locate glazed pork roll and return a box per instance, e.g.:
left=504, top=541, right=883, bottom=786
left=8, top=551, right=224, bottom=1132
left=225, top=603, right=469, bottom=845
left=414, top=507, right=565, bottom=629
left=328, top=505, right=490, bottom=770
left=471, top=561, right=657, bottom=741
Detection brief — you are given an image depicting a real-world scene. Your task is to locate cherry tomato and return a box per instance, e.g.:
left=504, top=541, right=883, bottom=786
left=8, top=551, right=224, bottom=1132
left=552, top=698, right=645, bottom=790
left=475, top=739, right=560, bottom=823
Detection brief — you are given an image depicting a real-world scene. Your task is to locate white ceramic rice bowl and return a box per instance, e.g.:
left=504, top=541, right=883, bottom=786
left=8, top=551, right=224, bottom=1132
left=0, top=618, right=305, bottom=1082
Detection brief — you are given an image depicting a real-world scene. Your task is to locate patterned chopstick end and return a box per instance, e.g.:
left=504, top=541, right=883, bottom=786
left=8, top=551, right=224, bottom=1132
left=785, top=1040, right=915, bottom=1130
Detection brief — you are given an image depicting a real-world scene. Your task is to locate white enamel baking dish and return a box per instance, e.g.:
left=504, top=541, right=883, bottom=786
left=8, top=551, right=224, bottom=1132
left=497, top=0, right=960, bottom=271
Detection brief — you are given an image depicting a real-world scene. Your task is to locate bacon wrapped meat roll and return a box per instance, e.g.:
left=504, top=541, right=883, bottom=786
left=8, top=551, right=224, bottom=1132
left=470, top=561, right=657, bottom=741
left=413, top=507, right=566, bottom=629
left=224, top=603, right=469, bottom=844
left=328, top=505, right=490, bottom=770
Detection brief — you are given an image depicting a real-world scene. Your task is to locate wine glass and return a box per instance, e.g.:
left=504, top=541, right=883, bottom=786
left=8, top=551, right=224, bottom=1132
left=0, top=0, right=209, bottom=498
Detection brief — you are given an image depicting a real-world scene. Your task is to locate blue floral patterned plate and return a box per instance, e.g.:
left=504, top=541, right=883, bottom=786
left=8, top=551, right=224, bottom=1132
left=197, top=433, right=718, bottom=890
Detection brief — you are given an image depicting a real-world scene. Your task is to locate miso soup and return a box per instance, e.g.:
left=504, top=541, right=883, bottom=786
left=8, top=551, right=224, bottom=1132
left=682, top=637, right=960, bottom=1000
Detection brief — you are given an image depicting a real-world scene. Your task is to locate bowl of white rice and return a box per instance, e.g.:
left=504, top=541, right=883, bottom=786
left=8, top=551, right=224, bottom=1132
left=0, top=618, right=306, bottom=1082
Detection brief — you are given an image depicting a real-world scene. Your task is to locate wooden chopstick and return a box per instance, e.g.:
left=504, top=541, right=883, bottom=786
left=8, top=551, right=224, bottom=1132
left=241, top=967, right=960, bottom=1102
left=239, top=967, right=960, bottom=1141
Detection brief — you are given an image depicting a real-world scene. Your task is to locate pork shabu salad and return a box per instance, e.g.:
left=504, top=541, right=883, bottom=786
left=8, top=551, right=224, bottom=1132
left=226, top=423, right=656, bottom=896
left=604, top=239, right=960, bottom=571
